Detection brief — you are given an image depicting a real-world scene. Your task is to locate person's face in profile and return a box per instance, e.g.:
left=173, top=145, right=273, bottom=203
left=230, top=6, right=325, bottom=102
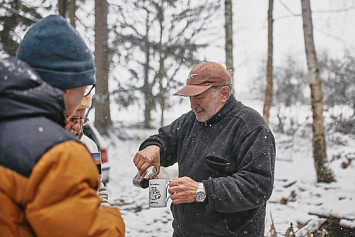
left=65, top=108, right=87, bottom=138
left=189, top=86, right=229, bottom=122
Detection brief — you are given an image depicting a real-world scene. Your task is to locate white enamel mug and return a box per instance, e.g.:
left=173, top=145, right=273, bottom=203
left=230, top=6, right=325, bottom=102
left=149, top=179, right=169, bottom=208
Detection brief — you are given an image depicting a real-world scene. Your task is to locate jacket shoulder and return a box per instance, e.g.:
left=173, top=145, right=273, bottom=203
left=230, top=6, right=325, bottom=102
left=231, top=102, right=270, bottom=132
left=0, top=116, right=75, bottom=177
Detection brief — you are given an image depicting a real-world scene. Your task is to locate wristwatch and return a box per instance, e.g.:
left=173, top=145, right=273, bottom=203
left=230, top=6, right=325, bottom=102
left=194, top=182, right=206, bottom=202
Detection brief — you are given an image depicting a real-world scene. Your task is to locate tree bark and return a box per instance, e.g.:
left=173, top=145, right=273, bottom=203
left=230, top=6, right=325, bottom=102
left=143, top=14, right=153, bottom=129
left=58, top=0, right=68, bottom=17
left=301, top=0, right=334, bottom=183
left=225, top=0, right=234, bottom=94
left=263, top=0, right=274, bottom=124
left=95, top=0, right=111, bottom=135
left=158, top=0, right=166, bottom=127
left=69, top=0, right=76, bottom=28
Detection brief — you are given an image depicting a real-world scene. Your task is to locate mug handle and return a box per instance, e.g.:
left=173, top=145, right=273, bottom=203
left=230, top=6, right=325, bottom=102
left=166, top=181, right=171, bottom=202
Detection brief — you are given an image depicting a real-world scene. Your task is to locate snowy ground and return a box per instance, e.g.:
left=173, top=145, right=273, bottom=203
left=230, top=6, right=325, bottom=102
left=102, top=100, right=355, bottom=237
left=105, top=127, right=176, bottom=236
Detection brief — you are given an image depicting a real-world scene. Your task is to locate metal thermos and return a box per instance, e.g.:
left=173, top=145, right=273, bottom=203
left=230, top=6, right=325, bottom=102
left=133, top=166, right=158, bottom=189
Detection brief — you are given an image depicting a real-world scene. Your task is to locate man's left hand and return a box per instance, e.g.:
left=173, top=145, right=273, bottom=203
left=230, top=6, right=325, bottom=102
left=168, top=177, right=199, bottom=204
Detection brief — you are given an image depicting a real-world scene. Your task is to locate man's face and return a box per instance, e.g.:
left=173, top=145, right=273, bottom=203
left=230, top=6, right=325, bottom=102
left=65, top=108, right=86, bottom=138
left=189, top=87, right=227, bottom=122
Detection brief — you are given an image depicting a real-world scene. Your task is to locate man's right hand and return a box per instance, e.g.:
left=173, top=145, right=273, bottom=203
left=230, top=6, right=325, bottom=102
left=133, top=145, right=161, bottom=176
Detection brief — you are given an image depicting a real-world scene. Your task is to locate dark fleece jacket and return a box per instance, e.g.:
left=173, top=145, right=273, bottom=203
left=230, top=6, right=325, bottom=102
left=140, top=95, right=276, bottom=237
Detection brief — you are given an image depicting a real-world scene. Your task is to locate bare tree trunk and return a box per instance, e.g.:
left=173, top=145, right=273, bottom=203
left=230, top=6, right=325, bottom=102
left=95, top=0, right=111, bottom=135
left=263, top=0, right=274, bottom=124
left=158, top=0, right=165, bottom=127
left=301, top=0, right=334, bottom=183
left=143, top=14, right=153, bottom=129
left=69, top=0, right=76, bottom=28
left=142, top=10, right=155, bottom=129
left=225, top=0, right=234, bottom=94
left=159, top=70, right=165, bottom=128
left=58, top=0, right=68, bottom=17
left=143, top=44, right=152, bottom=128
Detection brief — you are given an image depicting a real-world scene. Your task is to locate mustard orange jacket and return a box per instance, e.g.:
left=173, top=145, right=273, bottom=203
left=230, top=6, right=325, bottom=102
left=0, top=57, right=125, bottom=236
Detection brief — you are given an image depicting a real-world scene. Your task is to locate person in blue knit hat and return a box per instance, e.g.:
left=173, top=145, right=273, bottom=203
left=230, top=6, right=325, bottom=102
left=17, top=14, right=96, bottom=117
left=0, top=15, right=125, bottom=236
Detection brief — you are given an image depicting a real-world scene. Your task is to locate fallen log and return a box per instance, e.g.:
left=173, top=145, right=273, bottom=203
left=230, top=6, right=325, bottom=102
left=307, top=212, right=355, bottom=237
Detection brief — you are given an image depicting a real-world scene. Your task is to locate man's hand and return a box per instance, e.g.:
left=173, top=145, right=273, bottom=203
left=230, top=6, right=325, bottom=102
left=133, top=145, right=161, bottom=175
left=168, top=177, right=199, bottom=204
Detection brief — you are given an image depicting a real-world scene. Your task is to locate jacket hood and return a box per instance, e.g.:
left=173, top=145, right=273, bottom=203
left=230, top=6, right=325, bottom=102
left=0, top=57, right=65, bottom=125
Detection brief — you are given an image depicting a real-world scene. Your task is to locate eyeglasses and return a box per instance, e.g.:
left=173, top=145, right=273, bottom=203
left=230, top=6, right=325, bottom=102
left=67, top=117, right=89, bottom=125
left=84, top=84, right=95, bottom=97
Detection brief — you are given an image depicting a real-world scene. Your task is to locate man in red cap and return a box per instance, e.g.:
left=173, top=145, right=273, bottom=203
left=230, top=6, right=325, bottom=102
left=133, top=61, right=275, bottom=236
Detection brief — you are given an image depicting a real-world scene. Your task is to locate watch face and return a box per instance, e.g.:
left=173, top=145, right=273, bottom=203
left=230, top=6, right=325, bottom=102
left=195, top=191, right=206, bottom=201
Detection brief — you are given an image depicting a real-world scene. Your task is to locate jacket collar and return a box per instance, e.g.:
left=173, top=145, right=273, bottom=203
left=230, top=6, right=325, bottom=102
left=202, top=95, right=238, bottom=127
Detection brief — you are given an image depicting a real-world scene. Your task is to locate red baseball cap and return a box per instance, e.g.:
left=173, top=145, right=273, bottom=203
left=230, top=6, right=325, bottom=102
left=174, top=61, right=231, bottom=96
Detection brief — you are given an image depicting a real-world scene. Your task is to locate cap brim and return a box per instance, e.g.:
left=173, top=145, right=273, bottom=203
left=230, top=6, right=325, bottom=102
left=173, top=84, right=212, bottom=97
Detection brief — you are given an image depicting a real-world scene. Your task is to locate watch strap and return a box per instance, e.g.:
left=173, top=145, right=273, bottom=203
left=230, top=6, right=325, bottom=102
left=198, top=182, right=204, bottom=191
left=195, top=182, right=206, bottom=202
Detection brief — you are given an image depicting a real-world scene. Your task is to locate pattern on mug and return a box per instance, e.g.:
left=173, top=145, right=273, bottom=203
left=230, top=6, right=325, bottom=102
left=149, top=187, right=161, bottom=201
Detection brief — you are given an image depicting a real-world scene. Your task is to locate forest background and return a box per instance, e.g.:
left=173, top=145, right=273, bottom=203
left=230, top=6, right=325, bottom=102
left=1, top=0, right=354, bottom=236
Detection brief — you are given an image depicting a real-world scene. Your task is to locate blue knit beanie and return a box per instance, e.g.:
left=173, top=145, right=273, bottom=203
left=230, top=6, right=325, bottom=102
left=17, top=15, right=96, bottom=89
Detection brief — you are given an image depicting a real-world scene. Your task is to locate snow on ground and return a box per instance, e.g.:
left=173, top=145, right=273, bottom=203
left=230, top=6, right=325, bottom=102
left=265, top=132, right=355, bottom=236
left=102, top=99, right=355, bottom=236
